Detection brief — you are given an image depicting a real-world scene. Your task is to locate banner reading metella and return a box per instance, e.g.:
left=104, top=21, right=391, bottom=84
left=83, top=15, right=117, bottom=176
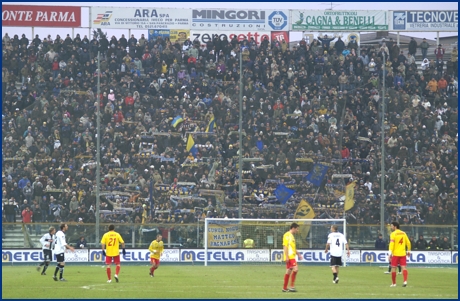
left=291, top=10, right=388, bottom=31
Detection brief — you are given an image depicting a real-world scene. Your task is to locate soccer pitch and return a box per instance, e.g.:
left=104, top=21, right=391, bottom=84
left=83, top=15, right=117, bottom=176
left=2, top=264, right=458, bottom=299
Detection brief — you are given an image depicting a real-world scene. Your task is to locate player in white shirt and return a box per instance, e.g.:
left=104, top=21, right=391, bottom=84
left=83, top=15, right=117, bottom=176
left=52, top=223, right=75, bottom=282
left=36, top=226, right=56, bottom=275
left=324, top=225, right=350, bottom=284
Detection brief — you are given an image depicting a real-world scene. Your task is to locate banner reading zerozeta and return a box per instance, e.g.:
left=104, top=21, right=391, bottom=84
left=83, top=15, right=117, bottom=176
left=291, top=10, right=388, bottom=31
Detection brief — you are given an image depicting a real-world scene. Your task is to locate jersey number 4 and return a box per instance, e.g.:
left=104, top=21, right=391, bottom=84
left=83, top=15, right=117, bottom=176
left=398, top=238, right=404, bottom=245
left=108, top=238, right=117, bottom=246
left=335, top=239, right=340, bottom=247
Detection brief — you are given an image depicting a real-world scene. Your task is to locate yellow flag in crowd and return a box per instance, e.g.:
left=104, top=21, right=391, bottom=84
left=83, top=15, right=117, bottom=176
left=344, top=181, right=357, bottom=211
left=294, top=199, right=316, bottom=248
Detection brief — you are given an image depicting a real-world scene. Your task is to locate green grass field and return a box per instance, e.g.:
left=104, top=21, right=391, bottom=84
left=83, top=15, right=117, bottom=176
left=2, top=264, right=458, bottom=299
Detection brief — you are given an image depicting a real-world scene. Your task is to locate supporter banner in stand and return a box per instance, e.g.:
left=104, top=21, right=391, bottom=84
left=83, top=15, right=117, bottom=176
left=2, top=4, right=81, bottom=27
left=271, top=31, right=289, bottom=43
left=207, top=220, right=239, bottom=248
left=191, top=9, right=289, bottom=31
left=290, top=10, right=388, bottom=31
left=390, top=10, right=458, bottom=32
left=301, top=32, right=360, bottom=48
left=190, top=30, right=271, bottom=46
left=148, top=29, right=190, bottom=44
left=90, top=7, right=190, bottom=29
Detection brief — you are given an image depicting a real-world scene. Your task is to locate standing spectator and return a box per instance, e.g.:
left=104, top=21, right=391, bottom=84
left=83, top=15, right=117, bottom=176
left=375, top=233, right=386, bottom=249
left=419, top=38, right=430, bottom=59
left=408, top=37, right=417, bottom=57
left=434, top=44, right=445, bottom=67
left=21, top=205, right=33, bottom=233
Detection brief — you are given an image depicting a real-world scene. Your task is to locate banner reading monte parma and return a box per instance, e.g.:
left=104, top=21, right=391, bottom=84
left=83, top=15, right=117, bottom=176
left=90, top=7, right=190, bottom=29
left=2, top=4, right=81, bottom=27
left=291, top=10, right=388, bottom=31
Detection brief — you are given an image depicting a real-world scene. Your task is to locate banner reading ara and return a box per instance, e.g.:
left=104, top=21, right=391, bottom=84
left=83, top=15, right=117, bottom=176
left=191, top=9, right=289, bottom=31
left=91, top=7, right=190, bottom=29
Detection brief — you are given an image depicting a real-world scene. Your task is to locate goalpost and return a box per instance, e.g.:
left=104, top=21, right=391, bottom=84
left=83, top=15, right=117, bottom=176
left=204, top=218, right=347, bottom=267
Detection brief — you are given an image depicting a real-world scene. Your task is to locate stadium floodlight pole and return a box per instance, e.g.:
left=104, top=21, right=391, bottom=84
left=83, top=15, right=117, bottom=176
left=238, top=49, right=243, bottom=218
left=380, top=51, right=386, bottom=236
left=95, top=51, right=101, bottom=246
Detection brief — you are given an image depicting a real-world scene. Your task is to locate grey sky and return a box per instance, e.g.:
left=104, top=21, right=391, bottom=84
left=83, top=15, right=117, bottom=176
left=3, top=2, right=458, bottom=41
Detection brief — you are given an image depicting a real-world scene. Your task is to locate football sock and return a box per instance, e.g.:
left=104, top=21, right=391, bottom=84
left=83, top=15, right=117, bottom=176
left=59, top=266, right=64, bottom=279
left=403, top=270, right=408, bottom=282
left=54, top=264, right=60, bottom=276
left=150, top=267, right=154, bottom=274
left=398, top=266, right=402, bottom=273
left=388, top=266, right=391, bottom=272
left=115, top=265, right=120, bottom=276
left=391, top=272, right=396, bottom=284
left=333, top=272, right=337, bottom=280
left=290, top=271, right=297, bottom=287
left=283, top=274, right=290, bottom=290
left=107, top=267, right=111, bottom=280
left=43, top=263, right=49, bottom=273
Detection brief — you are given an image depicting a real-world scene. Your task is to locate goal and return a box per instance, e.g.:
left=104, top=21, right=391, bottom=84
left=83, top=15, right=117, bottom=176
left=204, top=218, right=347, bottom=266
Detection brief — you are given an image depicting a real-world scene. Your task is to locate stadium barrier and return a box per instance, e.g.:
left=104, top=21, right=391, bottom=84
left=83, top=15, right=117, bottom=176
left=2, top=249, right=457, bottom=264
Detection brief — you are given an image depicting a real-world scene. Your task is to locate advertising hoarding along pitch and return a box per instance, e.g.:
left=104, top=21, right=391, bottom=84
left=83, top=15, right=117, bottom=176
left=191, top=9, right=289, bottom=31
left=391, top=11, right=458, bottom=31
left=2, top=4, right=81, bottom=27
left=291, top=10, right=388, bottom=31
left=91, top=7, right=191, bottom=29
left=190, top=30, right=271, bottom=46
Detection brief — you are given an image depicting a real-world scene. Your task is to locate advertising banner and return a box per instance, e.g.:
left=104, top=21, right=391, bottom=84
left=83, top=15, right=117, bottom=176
left=91, top=7, right=190, bottom=29
left=181, top=249, right=268, bottom=262
left=2, top=4, right=81, bottom=27
left=360, top=250, right=453, bottom=264
left=391, top=11, right=458, bottom=31
left=2, top=249, right=88, bottom=263
left=148, top=29, right=190, bottom=44
left=191, top=9, right=289, bottom=31
left=207, top=220, right=240, bottom=248
left=88, top=248, right=180, bottom=262
left=291, top=10, right=388, bottom=31
left=271, top=249, right=360, bottom=263
left=190, top=30, right=271, bottom=46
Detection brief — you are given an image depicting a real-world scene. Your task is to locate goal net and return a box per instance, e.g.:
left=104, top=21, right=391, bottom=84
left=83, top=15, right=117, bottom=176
left=204, top=218, right=347, bottom=266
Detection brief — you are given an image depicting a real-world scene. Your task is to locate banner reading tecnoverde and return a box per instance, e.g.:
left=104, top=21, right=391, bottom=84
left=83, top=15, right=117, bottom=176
left=291, top=10, right=388, bottom=31
left=2, top=4, right=81, bottom=27
left=91, top=7, right=190, bottom=29
left=207, top=220, right=239, bottom=248
left=390, top=10, right=458, bottom=31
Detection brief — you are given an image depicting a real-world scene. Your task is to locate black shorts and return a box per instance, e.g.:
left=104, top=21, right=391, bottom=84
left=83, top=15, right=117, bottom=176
left=330, top=256, right=343, bottom=267
left=55, top=253, right=65, bottom=263
left=43, top=249, right=53, bottom=262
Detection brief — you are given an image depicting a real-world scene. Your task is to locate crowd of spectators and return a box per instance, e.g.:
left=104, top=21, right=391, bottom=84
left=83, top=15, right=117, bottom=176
left=1, top=30, right=458, bottom=245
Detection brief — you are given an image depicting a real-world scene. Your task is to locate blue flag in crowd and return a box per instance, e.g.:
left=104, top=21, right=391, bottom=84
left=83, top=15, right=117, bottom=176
left=305, top=163, right=329, bottom=186
left=274, top=184, right=295, bottom=204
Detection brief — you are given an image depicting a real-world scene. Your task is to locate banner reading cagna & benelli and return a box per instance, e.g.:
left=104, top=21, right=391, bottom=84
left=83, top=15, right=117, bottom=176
left=390, top=10, right=458, bottom=31
left=290, top=10, right=388, bottom=31
left=90, top=7, right=190, bottom=29
left=2, top=4, right=81, bottom=27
